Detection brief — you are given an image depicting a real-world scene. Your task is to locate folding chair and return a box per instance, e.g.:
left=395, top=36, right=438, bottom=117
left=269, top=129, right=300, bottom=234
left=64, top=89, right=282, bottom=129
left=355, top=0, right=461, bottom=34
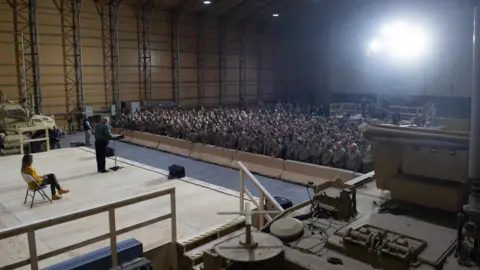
left=21, top=173, right=52, bottom=208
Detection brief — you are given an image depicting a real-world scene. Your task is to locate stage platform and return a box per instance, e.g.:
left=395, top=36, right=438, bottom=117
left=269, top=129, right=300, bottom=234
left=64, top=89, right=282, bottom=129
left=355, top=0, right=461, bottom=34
left=0, top=148, right=248, bottom=269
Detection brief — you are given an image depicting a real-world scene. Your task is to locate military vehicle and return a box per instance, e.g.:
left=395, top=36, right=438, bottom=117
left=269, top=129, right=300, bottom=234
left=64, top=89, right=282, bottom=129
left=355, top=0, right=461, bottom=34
left=0, top=92, right=61, bottom=154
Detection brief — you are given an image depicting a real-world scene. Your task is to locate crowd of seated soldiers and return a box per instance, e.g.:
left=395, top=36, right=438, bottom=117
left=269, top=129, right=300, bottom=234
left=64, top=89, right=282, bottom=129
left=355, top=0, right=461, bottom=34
left=113, top=102, right=373, bottom=173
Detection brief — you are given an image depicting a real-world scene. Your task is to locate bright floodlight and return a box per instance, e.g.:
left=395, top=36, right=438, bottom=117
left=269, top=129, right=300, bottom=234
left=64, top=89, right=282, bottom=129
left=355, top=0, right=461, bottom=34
left=203, top=1, right=211, bottom=4
left=368, top=22, right=429, bottom=61
left=368, top=39, right=382, bottom=53
left=273, top=14, right=279, bottom=17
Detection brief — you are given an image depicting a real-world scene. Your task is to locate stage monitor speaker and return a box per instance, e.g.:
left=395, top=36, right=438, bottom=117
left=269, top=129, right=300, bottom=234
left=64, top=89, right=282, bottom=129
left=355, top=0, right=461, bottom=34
left=274, top=196, right=293, bottom=210
left=168, top=164, right=185, bottom=179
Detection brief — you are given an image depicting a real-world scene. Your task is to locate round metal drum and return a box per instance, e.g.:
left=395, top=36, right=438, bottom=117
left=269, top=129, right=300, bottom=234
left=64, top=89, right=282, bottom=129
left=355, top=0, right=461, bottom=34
left=214, top=232, right=283, bottom=262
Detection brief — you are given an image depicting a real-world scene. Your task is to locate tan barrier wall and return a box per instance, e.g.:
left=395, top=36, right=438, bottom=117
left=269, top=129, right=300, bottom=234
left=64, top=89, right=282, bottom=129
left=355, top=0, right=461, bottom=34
left=157, top=136, right=192, bottom=157
left=281, top=160, right=358, bottom=188
left=123, top=129, right=135, bottom=141
left=118, top=130, right=363, bottom=186
left=231, top=151, right=285, bottom=179
left=132, top=132, right=161, bottom=149
left=190, top=143, right=234, bottom=168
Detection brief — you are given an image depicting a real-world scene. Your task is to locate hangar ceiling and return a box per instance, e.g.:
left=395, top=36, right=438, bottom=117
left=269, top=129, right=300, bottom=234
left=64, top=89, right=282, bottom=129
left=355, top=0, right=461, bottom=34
left=117, top=0, right=312, bottom=22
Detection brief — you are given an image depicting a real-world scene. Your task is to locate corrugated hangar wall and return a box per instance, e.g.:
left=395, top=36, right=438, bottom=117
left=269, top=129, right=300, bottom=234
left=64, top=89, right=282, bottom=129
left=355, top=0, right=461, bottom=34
left=0, top=0, right=276, bottom=116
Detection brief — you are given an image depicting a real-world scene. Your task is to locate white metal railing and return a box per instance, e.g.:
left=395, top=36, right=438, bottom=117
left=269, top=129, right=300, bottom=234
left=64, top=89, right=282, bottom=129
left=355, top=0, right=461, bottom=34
left=18, top=126, right=50, bottom=155
left=0, top=188, right=178, bottom=270
left=238, top=161, right=284, bottom=228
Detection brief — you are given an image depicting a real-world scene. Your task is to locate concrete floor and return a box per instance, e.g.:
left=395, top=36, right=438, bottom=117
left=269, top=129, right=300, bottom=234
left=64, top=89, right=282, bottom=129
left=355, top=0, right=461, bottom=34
left=61, top=133, right=310, bottom=205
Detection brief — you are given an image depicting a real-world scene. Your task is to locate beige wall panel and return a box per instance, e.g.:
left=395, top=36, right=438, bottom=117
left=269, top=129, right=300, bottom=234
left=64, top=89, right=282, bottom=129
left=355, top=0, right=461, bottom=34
left=151, top=32, right=170, bottom=42
left=39, top=1, right=57, bottom=9
left=180, top=99, right=197, bottom=108
left=0, top=21, right=14, bottom=31
left=204, top=69, right=218, bottom=81
left=39, top=35, right=62, bottom=45
left=152, top=67, right=172, bottom=82
left=226, top=26, right=239, bottom=40
left=119, top=67, right=139, bottom=84
left=225, top=96, right=239, bottom=105
left=0, top=75, right=17, bottom=86
left=181, top=23, right=196, bottom=37
left=82, top=37, right=103, bottom=47
left=83, top=47, right=104, bottom=66
left=151, top=39, right=170, bottom=51
left=179, top=36, right=196, bottom=52
left=151, top=82, right=173, bottom=100
left=226, top=41, right=238, bottom=53
left=226, top=55, right=239, bottom=68
left=181, top=14, right=196, bottom=24
left=247, top=71, right=257, bottom=82
left=204, top=54, right=219, bottom=67
left=38, top=24, right=61, bottom=35
left=226, top=83, right=239, bottom=93
left=41, top=84, right=64, bottom=93
left=119, top=48, right=138, bottom=66
left=246, top=85, right=257, bottom=95
left=1, top=86, right=19, bottom=99
left=0, top=43, right=15, bottom=64
left=120, top=40, right=138, bottom=50
left=83, top=66, right=103, bottom=75
left=247, top=56, right=257, bottom=69
left=83, top=74, right=104, bottom=84
left=263, top=81, right=274, bottom=92
left=264, top=70, right=274, bottom=81
left=179, top=68, right=196, bottom=83
left=0, top=66, right=17, bottom=75
left=179, top=52, right=196, bottom=67
left=179, top=83, right=197, bottom=98
left=152, top=50, right=171, bottom=67
left=227, top=70, right=239, bottom=82
left=119, top=32, right=137, bottom=41
left=151, top=21, right=169, bottom=35
left=0, top=3, right=13, bottom=20
left=82, top=17, right=102, bottom=29
left=38, top=45, right=64, bottom=65
left=201, top=40, right=218, bottom=54
left=81, top=0, right=98, bottom=13
left=204, top=86, right=217, bottom=97
left=41, top=74, right=64, bottom=85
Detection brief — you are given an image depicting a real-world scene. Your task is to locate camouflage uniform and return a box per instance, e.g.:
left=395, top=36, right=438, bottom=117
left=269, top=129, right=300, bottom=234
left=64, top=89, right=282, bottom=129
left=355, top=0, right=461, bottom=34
left=346, top=149, right=361, bottom=172
left=321, top=149, right=333, bottom=166
left=333, top=147, right=346, bottom=168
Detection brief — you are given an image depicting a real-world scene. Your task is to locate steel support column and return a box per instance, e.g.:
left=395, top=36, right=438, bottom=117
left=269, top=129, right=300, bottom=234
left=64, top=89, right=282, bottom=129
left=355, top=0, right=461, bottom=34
left=54, top=0, right=84, bottom=118
left=170, top=9, right=182, bottom=105
left=8, top=0, right=42, bottom=113
left=94, top=0, right=123, bottom=108
left=239, top=23, right=247, bottom=108
left=218, top=19, right=227, bottom=106
left=134, top=1, right=154, bottom=102
left=196, top=15, right=205, bottom=107
left=256, top=26, right=263, bottom=101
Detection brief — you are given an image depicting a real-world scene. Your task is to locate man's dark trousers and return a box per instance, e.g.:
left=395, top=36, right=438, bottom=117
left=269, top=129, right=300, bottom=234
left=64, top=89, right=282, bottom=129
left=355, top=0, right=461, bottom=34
left=95, top=140, right=108, bottom=172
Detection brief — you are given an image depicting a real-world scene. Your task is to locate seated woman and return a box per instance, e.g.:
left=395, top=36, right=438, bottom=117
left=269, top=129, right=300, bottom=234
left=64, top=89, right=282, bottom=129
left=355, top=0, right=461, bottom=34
left=21, top=154, right=69, bottom=200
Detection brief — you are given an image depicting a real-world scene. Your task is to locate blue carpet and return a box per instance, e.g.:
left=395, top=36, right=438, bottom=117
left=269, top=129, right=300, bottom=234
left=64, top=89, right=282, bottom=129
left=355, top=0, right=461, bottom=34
left=62, top=134, right=309, bottom=205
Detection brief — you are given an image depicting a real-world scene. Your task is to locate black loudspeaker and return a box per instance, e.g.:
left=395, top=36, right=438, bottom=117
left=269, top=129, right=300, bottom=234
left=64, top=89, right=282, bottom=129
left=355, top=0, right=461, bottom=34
left=274, top=196, right=293, bottom=210
left=168, top=164, right=185, bottom=179
left=106, top=147, right=115, bottom=157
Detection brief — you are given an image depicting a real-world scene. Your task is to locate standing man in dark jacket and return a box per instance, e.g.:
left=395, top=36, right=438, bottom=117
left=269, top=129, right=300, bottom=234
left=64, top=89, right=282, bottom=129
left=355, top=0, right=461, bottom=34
left=94, top=116, right=113, bottom=173
left=83, top=117, right=92, bottom=146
